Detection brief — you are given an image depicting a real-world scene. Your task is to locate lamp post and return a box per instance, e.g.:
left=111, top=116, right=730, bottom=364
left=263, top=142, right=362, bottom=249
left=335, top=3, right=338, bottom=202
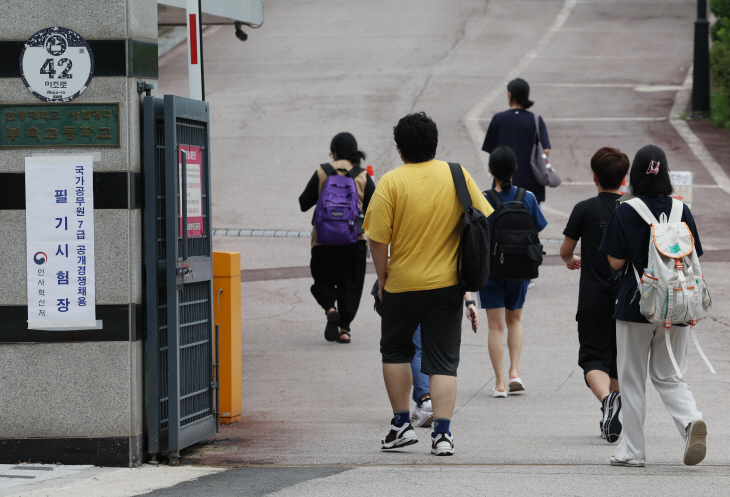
left=692, top=0, right=711, bottom=116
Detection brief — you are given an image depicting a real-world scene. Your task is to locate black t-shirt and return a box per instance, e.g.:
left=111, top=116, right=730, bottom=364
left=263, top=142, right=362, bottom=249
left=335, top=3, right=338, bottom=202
left=599, top=196, right=703, bottom=323
left=563, top=192, right=622, bottom=315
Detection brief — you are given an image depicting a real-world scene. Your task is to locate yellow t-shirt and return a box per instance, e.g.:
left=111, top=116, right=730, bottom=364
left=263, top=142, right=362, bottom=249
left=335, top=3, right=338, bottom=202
left=364, top=160, right=493, bottom=293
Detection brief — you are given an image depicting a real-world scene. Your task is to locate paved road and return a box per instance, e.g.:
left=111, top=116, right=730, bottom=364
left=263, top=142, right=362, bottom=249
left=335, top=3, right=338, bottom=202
left=149, top=0, right=730, bottom=495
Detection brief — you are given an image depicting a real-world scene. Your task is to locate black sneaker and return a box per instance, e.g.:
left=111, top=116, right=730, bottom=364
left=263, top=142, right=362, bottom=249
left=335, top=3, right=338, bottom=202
left=381, top=421, right=418, bottom=450
left=602, top=391, right=622, bottom=443
left=600, top=417, right=605, bottom=439
left=324, top=310, right=339, bottom=342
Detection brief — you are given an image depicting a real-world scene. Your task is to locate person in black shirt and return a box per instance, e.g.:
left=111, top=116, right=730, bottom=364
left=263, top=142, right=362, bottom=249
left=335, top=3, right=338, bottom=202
left=560, top=147, right=629, bottom=442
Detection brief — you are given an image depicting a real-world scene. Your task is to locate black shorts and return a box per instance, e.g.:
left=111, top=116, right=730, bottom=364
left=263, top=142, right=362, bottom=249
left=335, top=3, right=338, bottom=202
left=577, top=310, right=617, bottom=384
left=379, top=285, right=463, bottom=376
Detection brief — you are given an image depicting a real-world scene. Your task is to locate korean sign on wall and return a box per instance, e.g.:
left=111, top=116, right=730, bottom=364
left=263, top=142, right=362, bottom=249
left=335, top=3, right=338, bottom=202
left=25, top=156, right=99, bottom=330
left=669, top=171, right=693, bottom=209
left=179, top=145, right=204, bottom=237
left=1, top=103, right=119, bottom=148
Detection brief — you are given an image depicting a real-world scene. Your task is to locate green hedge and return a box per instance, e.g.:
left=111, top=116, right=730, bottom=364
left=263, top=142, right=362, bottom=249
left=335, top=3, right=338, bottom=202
left=711, top=0, right=730, bottom=127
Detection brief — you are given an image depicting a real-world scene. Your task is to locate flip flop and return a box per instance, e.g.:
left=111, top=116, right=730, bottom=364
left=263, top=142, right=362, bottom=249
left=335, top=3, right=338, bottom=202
left=508, top=378, right=525, bottom=393
left=490, top=387, right=507, bottom=398
left=324, top=311, right=340, bottom=342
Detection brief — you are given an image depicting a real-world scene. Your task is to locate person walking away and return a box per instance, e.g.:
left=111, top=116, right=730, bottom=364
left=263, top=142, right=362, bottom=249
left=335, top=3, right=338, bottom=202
left=365, top=112, right=489, bottom=456
left=479, top=147, right=546, bottom=398
left=560, top=147, right=630, bottom=442
left=299, top=132, right=375, bottom=344
left=482, top=78, right=551, bottom=204
left=600, top=145, right=707, bottom=467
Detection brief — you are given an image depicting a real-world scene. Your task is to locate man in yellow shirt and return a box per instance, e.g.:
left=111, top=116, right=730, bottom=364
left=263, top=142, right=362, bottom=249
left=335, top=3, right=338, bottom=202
left=364, top=112, right=492, bottom=456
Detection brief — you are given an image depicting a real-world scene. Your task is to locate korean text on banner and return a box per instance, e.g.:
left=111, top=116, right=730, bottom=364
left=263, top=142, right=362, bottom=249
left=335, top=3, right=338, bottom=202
left=25, top=156, right=100, bottom=330
left=179, top=145, right=204, bottom=237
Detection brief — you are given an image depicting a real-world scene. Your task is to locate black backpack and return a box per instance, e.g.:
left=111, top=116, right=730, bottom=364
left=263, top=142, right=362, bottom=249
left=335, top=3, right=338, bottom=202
left=486, top=188, right=543, bottom=281
left=594, top=196, right=622, bottom=299
left=448, top=163, right=491, bottom=292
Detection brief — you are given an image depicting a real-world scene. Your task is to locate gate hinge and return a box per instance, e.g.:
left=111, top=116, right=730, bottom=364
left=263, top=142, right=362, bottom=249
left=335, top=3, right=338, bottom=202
left=211, top=381, right=219, bottom=389
left=137, top=81, right=155, bottom=96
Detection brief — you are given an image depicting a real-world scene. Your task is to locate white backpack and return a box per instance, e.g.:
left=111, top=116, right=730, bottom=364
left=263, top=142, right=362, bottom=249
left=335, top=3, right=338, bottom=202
left=626, top=197, right=714, bottom=379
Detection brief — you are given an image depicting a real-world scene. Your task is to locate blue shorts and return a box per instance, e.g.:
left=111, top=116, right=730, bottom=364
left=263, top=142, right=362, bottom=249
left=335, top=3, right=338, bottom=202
left=478, top=277, right=529, bottom=311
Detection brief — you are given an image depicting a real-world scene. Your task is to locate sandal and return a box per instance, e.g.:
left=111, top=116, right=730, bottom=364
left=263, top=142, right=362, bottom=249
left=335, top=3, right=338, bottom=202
left=337, top=330, right=351, bottom=344
left=324, top=310, right=340, bottom=342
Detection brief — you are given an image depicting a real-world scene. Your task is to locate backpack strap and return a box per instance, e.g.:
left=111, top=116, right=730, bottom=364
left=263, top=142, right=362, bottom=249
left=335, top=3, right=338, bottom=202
left=485, top=189, right=503, bottom=209
left=321, top=163, right=336, bottom=177
left=668, top=198, right=683, bottom=223
left=594, top=196, right=608, bottom=233
left=448, top=162, right=473, bottom=212
left=625, top=197, right=659, bottom=225
left=514, top=188, right=527, bottom=204
left=346, top=166, right=365, bottom=179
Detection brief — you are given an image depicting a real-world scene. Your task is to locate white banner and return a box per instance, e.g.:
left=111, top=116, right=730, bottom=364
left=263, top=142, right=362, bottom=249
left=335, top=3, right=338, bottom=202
left=25, top=156, right=100, bottom=330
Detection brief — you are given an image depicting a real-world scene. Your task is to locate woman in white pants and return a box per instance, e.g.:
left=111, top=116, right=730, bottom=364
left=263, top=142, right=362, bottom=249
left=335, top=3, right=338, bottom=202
left=599, top=145, right=706, bottom=467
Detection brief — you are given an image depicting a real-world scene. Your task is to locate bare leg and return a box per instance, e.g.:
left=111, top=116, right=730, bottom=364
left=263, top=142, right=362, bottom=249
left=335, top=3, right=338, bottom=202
left=430, top=374, right=457, bottom=419
left=610, top=378, right=620, bottom=393
left=586, top=369, right=612, bottom=402
left=382, top=363, right=412, bottom=413
left=505, top=308, right=523, bottom=380
left=486, top=308, right=506, bottom=391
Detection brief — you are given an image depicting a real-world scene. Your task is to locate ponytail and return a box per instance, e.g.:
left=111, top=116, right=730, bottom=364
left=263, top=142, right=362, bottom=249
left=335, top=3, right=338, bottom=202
left=330, top=132, right=366, bottom=166
left=507, top=78, right=534, bottom=109
left=489, top=147, right=518, bottom=190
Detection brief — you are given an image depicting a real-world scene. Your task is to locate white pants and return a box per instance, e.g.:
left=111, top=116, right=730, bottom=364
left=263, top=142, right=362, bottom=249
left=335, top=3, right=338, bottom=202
left=614, top=320, right=702, bottom=462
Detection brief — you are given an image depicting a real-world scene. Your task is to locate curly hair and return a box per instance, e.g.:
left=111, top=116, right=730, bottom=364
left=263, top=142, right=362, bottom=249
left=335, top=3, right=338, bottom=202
left=393, top=112, right=438, bottom=164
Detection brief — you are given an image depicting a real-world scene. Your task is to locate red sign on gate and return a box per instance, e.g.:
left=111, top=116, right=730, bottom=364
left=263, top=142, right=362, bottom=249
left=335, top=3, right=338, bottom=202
left=179, top=145, right=204, bottom=237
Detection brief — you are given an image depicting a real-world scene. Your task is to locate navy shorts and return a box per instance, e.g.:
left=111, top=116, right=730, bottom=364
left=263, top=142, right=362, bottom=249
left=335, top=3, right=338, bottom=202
left=478, top=276, right=529, bottom=311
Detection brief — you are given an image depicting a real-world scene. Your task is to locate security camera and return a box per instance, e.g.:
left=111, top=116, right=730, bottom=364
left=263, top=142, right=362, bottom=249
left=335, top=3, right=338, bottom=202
left=234, top=22, right=248, bottom=41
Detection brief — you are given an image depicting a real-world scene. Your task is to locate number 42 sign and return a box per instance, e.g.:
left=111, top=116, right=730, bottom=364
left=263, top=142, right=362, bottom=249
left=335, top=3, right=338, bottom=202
left=20, top=27, right=95, bottom=103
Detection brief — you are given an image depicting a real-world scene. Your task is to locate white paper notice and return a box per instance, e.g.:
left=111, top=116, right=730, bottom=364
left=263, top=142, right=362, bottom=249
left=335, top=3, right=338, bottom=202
left=25, top=156, right=100, bottom=330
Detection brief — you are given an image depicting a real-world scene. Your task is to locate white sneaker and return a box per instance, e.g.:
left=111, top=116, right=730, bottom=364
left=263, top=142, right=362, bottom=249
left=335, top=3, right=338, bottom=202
left=431, top=431, right=455, bottom=456
left=610, top=456, right=644, bottom=467
left=410, top=400, right=434, bottom=428
left=684, top=420, right=707, bottom=466
left=381, top=421, right=418, bottom=450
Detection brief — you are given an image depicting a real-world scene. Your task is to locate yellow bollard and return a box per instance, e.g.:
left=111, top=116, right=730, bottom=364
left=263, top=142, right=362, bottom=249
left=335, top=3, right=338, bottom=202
left=213, top=251, right=242, bottom=424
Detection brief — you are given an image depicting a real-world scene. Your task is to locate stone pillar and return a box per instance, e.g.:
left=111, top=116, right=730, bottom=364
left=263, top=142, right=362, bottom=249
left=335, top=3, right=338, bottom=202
left=0, top=1, right=158, bottom=467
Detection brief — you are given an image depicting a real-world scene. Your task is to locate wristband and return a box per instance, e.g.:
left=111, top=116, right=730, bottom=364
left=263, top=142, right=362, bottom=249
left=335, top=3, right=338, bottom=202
left=465, top=300, right=476, bottom=308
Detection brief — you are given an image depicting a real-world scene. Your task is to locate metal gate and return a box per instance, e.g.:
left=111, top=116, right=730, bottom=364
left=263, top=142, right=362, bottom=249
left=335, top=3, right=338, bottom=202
left=143, top=94, right=215, bottom=464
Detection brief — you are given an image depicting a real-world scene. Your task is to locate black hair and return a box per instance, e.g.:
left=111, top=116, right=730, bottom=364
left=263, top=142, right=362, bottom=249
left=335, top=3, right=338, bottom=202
left=393, top=112, right=438, bottom=164
left=489, top=146, right=517, bottom=191
left=590, top=147, right=630, bottom=190
left=507, top=78, right=534, bottom=109
left=330, top=132, right=366, bottom=166
left=629, top=144, right=673, bottom=197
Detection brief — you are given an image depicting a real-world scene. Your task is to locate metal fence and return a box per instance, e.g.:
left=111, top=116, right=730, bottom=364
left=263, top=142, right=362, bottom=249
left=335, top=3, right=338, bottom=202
left=143, top=95, right=215, bottom=464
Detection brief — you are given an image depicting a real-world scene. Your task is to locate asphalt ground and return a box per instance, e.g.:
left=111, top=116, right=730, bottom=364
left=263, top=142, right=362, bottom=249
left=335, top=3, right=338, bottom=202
left=148, top=0, right=730, bottom=495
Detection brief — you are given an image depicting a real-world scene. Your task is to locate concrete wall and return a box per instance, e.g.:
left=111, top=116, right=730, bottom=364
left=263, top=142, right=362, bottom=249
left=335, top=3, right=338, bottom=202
left=0, top=0, right=157, bottom=467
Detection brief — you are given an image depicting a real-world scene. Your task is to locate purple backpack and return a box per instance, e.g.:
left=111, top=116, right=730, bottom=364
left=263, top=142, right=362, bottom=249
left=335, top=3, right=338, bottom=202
left=314, top=163, right=362, bottom=245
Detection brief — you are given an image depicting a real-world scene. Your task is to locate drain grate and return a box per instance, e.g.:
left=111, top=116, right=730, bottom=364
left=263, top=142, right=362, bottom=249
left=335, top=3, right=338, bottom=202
left=212, top=229, right=570, bottom=244
left=212, top=229, right=311, bottom=238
